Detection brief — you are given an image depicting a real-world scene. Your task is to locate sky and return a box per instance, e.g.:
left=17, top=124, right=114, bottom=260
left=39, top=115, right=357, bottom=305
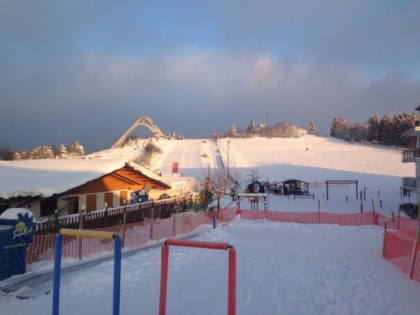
left=1, top=0, right=420, bottom=153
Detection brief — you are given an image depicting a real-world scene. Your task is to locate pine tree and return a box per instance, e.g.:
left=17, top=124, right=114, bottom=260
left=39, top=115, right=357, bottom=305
left=56, top=144, right=69, bottom=159
left=367, top=114, right=380, bottom=143
left=68, top=141, right=85, bottom=157
left=230, top=123, right=237, bottom=137
left=13, top=151, right=22, bottom=160
left=247, top=120, right=256, bottom=134
left=308, top=120, right=317, bottom=135
left=378, top=115, right=394, bottom=146
left=330, top=117, right=348, bottom=139
left=30, top=146, right=54, bottom=159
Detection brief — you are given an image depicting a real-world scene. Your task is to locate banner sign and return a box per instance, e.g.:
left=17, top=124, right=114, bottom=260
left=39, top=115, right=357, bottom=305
left=0, top=212, right=34, bottom=280
left=172, top=162, right=179, bottom=174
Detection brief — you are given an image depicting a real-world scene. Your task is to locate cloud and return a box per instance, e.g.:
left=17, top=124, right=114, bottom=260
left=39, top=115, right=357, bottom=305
left=1, top=50, right=418, bottom=152
left=1, top=1, right=420, bottom=151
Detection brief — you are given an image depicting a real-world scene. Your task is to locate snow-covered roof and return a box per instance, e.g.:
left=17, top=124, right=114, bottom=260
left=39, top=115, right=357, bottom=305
left=0, top=159, right=169, bottom=199
left=0, top=208, right=34, bottom=220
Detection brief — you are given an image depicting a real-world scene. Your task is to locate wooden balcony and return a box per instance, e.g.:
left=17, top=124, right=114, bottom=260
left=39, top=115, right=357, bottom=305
left=402, top=149, right=420, bottom=163
left=402, top=177, right=420, bottom=192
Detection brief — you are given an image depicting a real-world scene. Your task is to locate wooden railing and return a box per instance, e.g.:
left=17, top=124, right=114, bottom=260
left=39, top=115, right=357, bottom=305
left=35, top=195, right=193, bottom=235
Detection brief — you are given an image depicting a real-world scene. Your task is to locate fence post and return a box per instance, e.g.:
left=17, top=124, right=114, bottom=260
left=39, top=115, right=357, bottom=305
left=121, top=207, right=127, bottom=248
left=317, top=200, right=321, bottom=224
left=172, top=214, right=176, bottom=237
left=228, top=248, right=237, bottom=315
left=371, top=198, right=376, bottom=225
left=150, top=208, right=154, bottom=241
left=382, top=221, right=388, bottom=258
left=159, top=244, right=170, bottom=315
left=78, top=210, right=84, bottom=260
left=189, top=210, right=193, bottom=232
left=52, top=234, right=63, bottom=315
left=409, top=221, right=420, bottom=280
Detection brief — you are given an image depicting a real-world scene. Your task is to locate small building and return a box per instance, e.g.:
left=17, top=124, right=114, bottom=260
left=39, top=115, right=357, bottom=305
left=279, top=179, right=310, bottom=195
left=0, top=159, right=171, bottom=220
left=400, top=105, right=420, bottom=218
left=247, top=181, right=266, bottom=194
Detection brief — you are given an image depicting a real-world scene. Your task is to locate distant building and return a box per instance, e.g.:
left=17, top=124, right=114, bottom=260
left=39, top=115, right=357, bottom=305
left=401, top=105, right=420, bottom=218
left=279, top=179, right=310, bottom=195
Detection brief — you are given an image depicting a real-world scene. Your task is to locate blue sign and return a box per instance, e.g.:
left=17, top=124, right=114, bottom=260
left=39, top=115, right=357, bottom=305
left=0, top=211, right=35, bottom=280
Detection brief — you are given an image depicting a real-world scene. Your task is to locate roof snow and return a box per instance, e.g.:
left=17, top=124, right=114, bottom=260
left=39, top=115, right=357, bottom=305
left=0, top=159, right=169, bottom=199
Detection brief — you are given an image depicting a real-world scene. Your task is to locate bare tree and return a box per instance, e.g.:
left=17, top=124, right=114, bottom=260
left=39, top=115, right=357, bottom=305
left=200, top=166, right=242, bottom=210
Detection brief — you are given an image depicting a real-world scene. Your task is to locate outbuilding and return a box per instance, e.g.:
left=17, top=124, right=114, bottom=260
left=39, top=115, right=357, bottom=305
left=279, top=179, right=310, bottom=195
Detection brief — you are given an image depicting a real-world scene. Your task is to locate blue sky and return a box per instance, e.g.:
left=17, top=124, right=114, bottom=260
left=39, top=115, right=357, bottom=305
left=1, top=0, right=420, bottom=152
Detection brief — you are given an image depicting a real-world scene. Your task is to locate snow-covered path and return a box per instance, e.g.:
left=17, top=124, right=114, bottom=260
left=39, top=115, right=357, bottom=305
left=3, top=220, right=420, bottom=315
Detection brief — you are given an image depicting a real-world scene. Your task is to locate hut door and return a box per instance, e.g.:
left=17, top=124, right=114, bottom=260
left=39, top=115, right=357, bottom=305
left=67, top=197, right=79, bottom=215
left=86, top=194, right=97, bottom=213
left=105, top=192, right=114, bottom=208
left=119, top=191, right=128, bottom=206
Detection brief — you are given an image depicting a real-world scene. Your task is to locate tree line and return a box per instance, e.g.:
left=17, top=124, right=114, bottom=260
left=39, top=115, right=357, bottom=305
left=0, top=142, right=85, bottom=161
left=330, top=112, right=416, bottom=147
left=226, top=120, right=308, bottom=138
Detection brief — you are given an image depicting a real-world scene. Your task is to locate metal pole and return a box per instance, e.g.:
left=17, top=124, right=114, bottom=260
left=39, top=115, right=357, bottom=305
left=113, top=237, right=122, bottom=315
left=52, top=234, right=63, bottom=315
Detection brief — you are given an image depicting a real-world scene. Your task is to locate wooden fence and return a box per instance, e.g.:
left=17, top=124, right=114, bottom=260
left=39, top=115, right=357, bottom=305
left=35, top=195, right=193, bottom=235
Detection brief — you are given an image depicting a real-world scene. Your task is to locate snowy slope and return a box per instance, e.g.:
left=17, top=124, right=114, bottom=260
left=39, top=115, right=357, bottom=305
left=2, top=222, right=420, bottom=315
left=147, top=135, right=412, bottom=216
left=0, top=135, right=417, bottom=315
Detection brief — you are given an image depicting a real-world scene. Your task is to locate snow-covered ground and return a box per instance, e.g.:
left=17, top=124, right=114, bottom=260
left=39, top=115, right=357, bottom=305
left=150, top=135, right=412, bottom=216
left=1, top=135, right=418, bottom=314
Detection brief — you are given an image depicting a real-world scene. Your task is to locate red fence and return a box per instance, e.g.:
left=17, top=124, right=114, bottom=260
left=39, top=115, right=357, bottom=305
left=236, top=208, right=377, bottom=226
left=27, top=211, right=214, bottom=265
left=27, top=207, right=420, bottom=283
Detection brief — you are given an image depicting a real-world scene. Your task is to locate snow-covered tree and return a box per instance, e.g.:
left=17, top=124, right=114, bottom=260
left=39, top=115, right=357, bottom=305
left=30, top=146, right=55, bottom=159
left=367, top=114, right=380, bottom=143
left=378, top=115, right=395, bottom=147
left=56, top=144, right=69, bottom=159
left=247, top=120, right=256, bottom=134
left=330, top=117, right=348, bottom=139
left=308, top=120, right=317, bottom=135
left=13, top=151, right=22, bottom=160
left=229, top=123, right=237, bottom=137
left=68, top=141, right=85, bottom=157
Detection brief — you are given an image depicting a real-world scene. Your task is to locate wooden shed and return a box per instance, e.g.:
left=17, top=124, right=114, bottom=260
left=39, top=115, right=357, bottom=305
left=280, top=179, right=310, bottom=195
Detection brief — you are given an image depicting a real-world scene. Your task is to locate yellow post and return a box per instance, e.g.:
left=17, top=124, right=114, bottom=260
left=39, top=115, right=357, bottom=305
left=60, top=228, right=116, bottom=240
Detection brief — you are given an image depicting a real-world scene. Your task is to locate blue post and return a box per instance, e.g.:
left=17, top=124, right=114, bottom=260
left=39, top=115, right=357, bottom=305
left=113, top=237, right=122, bottom=315
left=212, top=210, right=216, bottom=229
left=52, top=234, right=63, bottom=315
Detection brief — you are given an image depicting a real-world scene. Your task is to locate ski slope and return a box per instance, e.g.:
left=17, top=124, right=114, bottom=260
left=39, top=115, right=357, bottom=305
left=145, top=135, right=412, bottom=216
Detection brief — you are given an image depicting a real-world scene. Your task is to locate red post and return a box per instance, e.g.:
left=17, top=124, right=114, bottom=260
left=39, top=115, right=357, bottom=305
left=165, top=238, right=230, bottom=250
left=382, top=221, right=388, bottom=258
left=159, top=245, right=169, bottom=315
left=228, top=249, right=237, bottom=315
left=159, top=239, right=236, bottom=314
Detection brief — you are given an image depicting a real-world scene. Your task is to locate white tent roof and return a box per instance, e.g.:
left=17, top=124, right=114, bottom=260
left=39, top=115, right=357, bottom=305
left=0, top=159, right=169, bottom=199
